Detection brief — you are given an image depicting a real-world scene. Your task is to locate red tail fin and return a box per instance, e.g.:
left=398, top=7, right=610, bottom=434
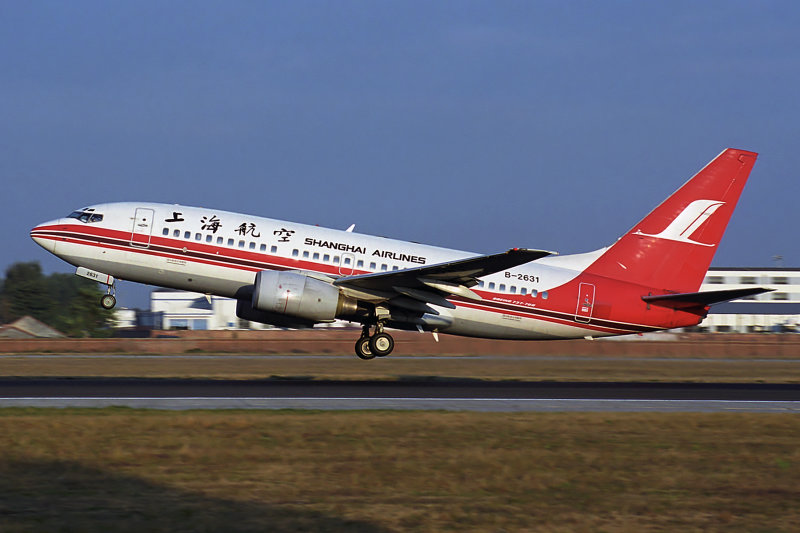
left=585, top=148, right=758, bottom=292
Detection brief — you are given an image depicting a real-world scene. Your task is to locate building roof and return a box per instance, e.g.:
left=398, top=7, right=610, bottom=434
left=708, top=267, right=800, bottom=272
left=0, top=316, right=66, bottom=338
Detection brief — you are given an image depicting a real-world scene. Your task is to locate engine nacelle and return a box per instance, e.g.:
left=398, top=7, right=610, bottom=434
left=251, top=271, right=358, bottom=323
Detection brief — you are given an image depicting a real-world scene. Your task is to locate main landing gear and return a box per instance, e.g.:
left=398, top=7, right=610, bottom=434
left=354, top=323, right=395, bottom=360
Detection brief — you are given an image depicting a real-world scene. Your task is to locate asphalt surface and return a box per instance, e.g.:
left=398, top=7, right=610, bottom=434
left=1, top=378, right=800, bottom=412
left=1, top=378, right=800, bottom=400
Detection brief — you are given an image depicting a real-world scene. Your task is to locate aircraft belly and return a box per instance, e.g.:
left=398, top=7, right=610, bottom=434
left=446, top=304, right=603, bottom=340
left=55, top=242, right=254, bottom=298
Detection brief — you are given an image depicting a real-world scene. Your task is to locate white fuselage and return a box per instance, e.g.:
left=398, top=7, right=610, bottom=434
left=31, top=202, right=653, bottom=340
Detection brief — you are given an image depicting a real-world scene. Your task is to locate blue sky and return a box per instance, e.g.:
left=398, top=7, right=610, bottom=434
left=2, top=1, right=797, bottom=307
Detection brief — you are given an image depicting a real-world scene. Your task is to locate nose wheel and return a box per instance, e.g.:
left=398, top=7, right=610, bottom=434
left=354, top=324, right=394, bottom=359
left=99, top=281, right=117, bottom=310
left=100, top=294, right=117, bottom=310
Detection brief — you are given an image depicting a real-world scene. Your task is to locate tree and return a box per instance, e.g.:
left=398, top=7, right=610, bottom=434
left=0, top=262, right=114, bottom=337
left=0, top=262, right=49, bottom=324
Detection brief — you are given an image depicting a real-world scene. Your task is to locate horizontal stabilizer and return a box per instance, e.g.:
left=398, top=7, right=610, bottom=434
left=642, top=287, right=774, bottom=309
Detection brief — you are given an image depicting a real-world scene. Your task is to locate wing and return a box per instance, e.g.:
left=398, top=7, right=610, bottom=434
left=333, top=248, right=554, bottom=313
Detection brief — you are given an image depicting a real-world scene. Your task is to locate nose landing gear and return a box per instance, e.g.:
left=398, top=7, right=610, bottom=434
left=354, top=323, right=394, bottom=359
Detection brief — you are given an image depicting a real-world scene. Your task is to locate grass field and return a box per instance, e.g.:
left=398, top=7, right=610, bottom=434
left=1, top=409, right=799, bottom=532
left=2, top=353, right=800, bottom=382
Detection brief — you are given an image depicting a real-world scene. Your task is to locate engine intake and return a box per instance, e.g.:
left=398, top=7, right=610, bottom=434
left=251, top=271, right=358, bottom=323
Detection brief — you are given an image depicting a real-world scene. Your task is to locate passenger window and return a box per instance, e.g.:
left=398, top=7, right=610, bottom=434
left=303, top=251, right=309, bottom=258
left=227, top=238, right=234, bottom=246
left=260, top=244, right=266, bottom=251
left=369, top=262, right=376, bottom=270
left=521, top=288, right=527, bottom=295
left=381, top=264, right=388, bottom=271
left=184, top=231, right=191, bottom=239
left=510, top=286, right=517, bottom=294
left=162, top=228, right=169, bottom=236
left=195, top=233, right=202, bottom=241
left=478, top=280, right=484, bottom=288
left=392, top=266, right=399, bottom=271
left=238, top=240, right=245, bottom=248
left=206, top=235, right=212, bottom=243
left=333, top=256, right=340, bottom=264
left=531, top=289, right=538, bottom=297
left=323, top=254, right=330, bottom=262
left=249, top=242, right=256, bottom=250
left=356, top=260, right=364, bottom=268
left=499, top=284, right=506, bottom=292
left=217, top=237, right=224, bottom=245
left=292, top=249, right=299, bottom=257
left=173, top=230, right=180, bottom=237
left=271, top=246, right=278, bottom=253
left=488, top=282, right=495, bottom=290
left=541, top=291, right=549, bottom=299
left=344, top=257, right=351, bottom=265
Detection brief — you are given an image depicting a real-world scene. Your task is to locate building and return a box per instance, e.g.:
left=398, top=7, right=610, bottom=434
left=694, top=267, right=800, bottom=333
left=149, top=289, right=243, bottom=330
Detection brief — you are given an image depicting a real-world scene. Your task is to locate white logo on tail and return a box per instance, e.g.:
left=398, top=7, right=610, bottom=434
left=634, top=199, right=724, bottom=246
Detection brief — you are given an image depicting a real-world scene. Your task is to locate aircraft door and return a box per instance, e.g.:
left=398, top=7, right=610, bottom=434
left=339, top=253, right=355, bottom=276
left=575, top=282, right=595, bottom=323
left=130, top=208, right=155, bottom=248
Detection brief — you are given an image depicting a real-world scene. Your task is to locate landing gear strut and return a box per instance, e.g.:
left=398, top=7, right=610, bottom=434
left=354, top=323, right=394, bottom=359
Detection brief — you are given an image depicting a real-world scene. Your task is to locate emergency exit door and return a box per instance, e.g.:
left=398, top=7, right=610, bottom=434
left=575, top=282, right=595, bottom=323
left=130, top=208, right=154, bottom=248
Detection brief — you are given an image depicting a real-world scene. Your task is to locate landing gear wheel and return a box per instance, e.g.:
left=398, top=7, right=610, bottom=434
left=100, top=294, right=117, bottom=310
left=355, top=336, right=376, bottom=360
left=368, top=332, right=394, bottom=357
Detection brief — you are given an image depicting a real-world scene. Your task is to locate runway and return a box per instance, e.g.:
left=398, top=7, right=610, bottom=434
left=2, top=378, right=800, bottom=412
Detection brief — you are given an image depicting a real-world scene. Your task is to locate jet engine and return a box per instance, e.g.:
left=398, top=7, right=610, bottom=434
left=250, top=270, right=358, bottom=323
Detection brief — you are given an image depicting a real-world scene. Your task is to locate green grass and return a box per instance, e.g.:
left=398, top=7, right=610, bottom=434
left=1, top=409, right=799, bottom=531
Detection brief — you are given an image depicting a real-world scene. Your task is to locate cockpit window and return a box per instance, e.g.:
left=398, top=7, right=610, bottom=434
left=67, top=210, right=103, bottom=223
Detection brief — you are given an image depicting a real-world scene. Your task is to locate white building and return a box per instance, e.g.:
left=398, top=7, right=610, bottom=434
left=149, top=289, right=249, bottom=330
left=695, top=268, right=800, bottom=333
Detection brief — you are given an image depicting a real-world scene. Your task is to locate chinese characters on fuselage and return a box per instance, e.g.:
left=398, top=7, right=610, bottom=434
left=185, top=215, right=424, bottom=264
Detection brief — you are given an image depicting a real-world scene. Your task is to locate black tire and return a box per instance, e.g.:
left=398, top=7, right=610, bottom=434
left=355, top=336, right=376, bottom=360
left=368, top=332, right=394, bottom=357
left=100, top=294, right=116, bottom=310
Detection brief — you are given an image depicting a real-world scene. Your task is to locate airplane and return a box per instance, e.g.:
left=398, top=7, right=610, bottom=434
left=31, top=148, right=771, bottom=359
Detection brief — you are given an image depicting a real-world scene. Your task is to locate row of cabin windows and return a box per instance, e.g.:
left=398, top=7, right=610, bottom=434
left=476, top=280, right=548, bottom=299
left=163, top=227, right=279, bottom=254
left=162, top=226, right=545, bottom=297
left=162, top=227, right=403, bottom=271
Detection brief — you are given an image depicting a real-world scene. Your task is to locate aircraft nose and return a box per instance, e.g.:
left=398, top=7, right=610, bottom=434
left=30, top=219, right=61, bottom=254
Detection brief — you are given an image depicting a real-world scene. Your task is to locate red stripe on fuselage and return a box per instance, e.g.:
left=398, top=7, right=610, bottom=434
left=33, top=224, right=660, bottom=334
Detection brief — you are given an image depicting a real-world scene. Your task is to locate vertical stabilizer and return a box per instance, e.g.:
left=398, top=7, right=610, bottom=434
left=584, top=148, right=758, bottom=292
